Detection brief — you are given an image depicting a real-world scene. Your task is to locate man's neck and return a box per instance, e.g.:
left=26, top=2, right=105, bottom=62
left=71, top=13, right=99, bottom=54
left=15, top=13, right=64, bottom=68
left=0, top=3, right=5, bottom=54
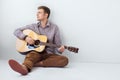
left=40, top=19, right=48, bottom=28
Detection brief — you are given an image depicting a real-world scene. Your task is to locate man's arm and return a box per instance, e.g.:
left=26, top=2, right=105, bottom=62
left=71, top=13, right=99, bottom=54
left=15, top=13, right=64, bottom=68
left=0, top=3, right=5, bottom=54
left=54, top=26, right=64, bottom=53
left=13, top=24, right=34, bottom=40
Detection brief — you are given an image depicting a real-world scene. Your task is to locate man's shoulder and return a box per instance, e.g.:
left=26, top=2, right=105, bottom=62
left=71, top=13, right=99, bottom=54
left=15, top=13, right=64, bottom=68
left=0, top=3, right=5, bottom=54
left=49, top=21, right=58, bottom=29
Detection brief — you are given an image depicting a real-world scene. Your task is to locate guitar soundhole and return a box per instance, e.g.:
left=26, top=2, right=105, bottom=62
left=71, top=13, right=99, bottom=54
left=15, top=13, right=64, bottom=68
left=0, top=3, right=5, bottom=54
left=35, top=40, right=40, bottom=45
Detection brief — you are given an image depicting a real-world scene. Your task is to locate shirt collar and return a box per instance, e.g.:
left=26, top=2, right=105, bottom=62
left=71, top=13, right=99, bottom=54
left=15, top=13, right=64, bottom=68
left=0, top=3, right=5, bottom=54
left=38, top=21, right=50, bottom=28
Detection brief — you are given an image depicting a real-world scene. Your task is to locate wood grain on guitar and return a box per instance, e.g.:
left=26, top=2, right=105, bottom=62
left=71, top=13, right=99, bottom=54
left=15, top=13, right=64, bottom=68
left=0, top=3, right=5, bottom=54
left=16, top=29, right=79, bottom=54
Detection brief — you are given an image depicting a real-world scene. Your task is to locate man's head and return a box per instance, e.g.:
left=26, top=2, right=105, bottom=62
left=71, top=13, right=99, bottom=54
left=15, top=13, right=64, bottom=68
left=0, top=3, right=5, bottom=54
left=37, top=6, right=50, bottom=21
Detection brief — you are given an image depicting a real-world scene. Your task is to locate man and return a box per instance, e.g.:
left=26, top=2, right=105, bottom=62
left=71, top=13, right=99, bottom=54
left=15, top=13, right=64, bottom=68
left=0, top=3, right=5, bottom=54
left=8, top=6, right=68, bottom=75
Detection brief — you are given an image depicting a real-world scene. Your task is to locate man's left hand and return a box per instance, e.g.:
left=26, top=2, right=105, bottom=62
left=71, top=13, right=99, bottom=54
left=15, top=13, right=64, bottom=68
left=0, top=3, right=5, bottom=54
left=58, top=45, right=65, bottom=53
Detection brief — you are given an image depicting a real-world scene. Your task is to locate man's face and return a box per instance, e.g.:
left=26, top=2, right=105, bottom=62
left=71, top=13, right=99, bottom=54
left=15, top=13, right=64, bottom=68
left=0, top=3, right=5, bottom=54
left=37, top=9, right=48, bottom=21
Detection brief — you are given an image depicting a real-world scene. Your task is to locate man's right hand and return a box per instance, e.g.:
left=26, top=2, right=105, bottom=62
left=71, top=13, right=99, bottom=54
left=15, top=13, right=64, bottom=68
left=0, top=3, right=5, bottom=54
left=25, top=36, right=35, bottom=45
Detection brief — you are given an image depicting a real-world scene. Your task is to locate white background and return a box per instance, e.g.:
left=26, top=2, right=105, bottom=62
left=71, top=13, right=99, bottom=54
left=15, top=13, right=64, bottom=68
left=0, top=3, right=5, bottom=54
left=0, top=0, right=120, bottom=63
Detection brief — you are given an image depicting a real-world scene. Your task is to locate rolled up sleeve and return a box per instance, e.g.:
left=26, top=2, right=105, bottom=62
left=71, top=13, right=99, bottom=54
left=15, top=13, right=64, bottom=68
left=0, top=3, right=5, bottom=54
left=53, top=26, right=63, bottom=53
left=13, top=24, right=34, bottom=40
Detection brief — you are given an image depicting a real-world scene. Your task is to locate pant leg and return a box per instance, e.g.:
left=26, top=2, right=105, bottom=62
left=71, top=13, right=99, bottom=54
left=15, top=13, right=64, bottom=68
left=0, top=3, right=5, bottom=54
left=35, top=53, right=69, bottom=67
left=22, top=51, right=41, bottom=71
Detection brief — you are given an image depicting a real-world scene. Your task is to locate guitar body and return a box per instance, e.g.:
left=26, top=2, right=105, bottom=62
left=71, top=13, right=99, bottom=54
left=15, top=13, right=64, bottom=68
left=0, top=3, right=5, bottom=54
left=16, top=29, right=47, bottom=54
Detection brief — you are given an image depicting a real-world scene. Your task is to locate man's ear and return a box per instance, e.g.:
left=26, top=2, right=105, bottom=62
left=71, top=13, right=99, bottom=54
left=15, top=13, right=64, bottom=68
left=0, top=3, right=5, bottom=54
left=45, top=13, right=48, bottom=18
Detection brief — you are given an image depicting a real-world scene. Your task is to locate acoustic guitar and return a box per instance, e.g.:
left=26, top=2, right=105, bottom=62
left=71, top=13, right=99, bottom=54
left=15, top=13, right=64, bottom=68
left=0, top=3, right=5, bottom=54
left=16, top=29, right=79, bottom=54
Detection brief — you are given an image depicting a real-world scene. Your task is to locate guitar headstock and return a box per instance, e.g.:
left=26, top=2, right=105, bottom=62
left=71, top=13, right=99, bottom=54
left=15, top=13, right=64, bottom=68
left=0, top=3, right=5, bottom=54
left=65, top=46, right=79, bottom=53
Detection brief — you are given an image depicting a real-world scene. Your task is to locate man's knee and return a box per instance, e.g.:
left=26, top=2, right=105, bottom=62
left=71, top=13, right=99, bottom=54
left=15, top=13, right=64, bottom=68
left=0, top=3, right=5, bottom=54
left=59, top=56, right=69, bottom=67
left=26, top=51, right=40, bottom=60
left=24, top=51, right=41, bottom=65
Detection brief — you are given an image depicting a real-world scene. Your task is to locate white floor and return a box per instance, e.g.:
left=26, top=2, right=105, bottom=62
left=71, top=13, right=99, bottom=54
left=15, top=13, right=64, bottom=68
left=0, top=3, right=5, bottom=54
left=0, top=60, right=120, bottom=80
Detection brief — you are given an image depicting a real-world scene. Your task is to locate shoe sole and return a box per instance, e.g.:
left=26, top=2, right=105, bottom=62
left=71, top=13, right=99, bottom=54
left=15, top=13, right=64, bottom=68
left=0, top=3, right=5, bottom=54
left=8, top=59, right=28, bottom=75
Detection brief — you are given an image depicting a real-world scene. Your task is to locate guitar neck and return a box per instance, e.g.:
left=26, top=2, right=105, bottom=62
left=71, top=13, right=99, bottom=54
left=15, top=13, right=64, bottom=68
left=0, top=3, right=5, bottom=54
left=40, top=42, right=79, bottom=53
left=34, top=40, right=79, bottom=53
left=40, top=42, right=63, bottom=48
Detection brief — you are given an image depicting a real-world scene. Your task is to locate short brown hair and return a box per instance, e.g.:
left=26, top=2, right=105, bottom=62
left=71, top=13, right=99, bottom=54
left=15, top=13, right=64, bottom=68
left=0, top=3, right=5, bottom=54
left=38, top=6, right=50, bottom=18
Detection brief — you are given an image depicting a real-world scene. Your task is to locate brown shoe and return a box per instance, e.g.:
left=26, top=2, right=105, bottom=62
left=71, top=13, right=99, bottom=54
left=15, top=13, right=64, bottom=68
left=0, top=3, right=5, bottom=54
left=8, top=59, right=28, bottom=75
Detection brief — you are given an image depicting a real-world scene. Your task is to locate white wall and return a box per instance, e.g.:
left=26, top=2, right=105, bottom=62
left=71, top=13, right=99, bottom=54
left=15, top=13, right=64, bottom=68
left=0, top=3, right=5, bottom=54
left=0, top=0, right=120, bottom=63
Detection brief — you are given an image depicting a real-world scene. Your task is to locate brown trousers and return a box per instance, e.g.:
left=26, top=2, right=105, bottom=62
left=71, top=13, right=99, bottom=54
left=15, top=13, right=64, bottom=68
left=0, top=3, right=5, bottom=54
left=22, top=51, right=68, bottom=71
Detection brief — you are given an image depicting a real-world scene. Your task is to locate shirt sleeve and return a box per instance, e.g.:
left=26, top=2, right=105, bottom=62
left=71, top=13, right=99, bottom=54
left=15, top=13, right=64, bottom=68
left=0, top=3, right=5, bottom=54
left=13, top=24, right=35, bottom=40
left=53, top=26, right=63, bottom=54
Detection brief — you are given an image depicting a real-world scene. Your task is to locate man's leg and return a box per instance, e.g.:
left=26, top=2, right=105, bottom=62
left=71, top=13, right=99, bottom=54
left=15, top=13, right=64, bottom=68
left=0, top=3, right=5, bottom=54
left=8, top=51, right=41, bottom=75
left=34, top=54, right=69, bottom=67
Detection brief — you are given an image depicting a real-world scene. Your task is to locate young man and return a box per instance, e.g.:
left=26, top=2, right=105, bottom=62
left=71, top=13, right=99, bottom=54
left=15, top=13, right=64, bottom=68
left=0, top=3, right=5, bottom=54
left=8, top=6, right=68, bottom=75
